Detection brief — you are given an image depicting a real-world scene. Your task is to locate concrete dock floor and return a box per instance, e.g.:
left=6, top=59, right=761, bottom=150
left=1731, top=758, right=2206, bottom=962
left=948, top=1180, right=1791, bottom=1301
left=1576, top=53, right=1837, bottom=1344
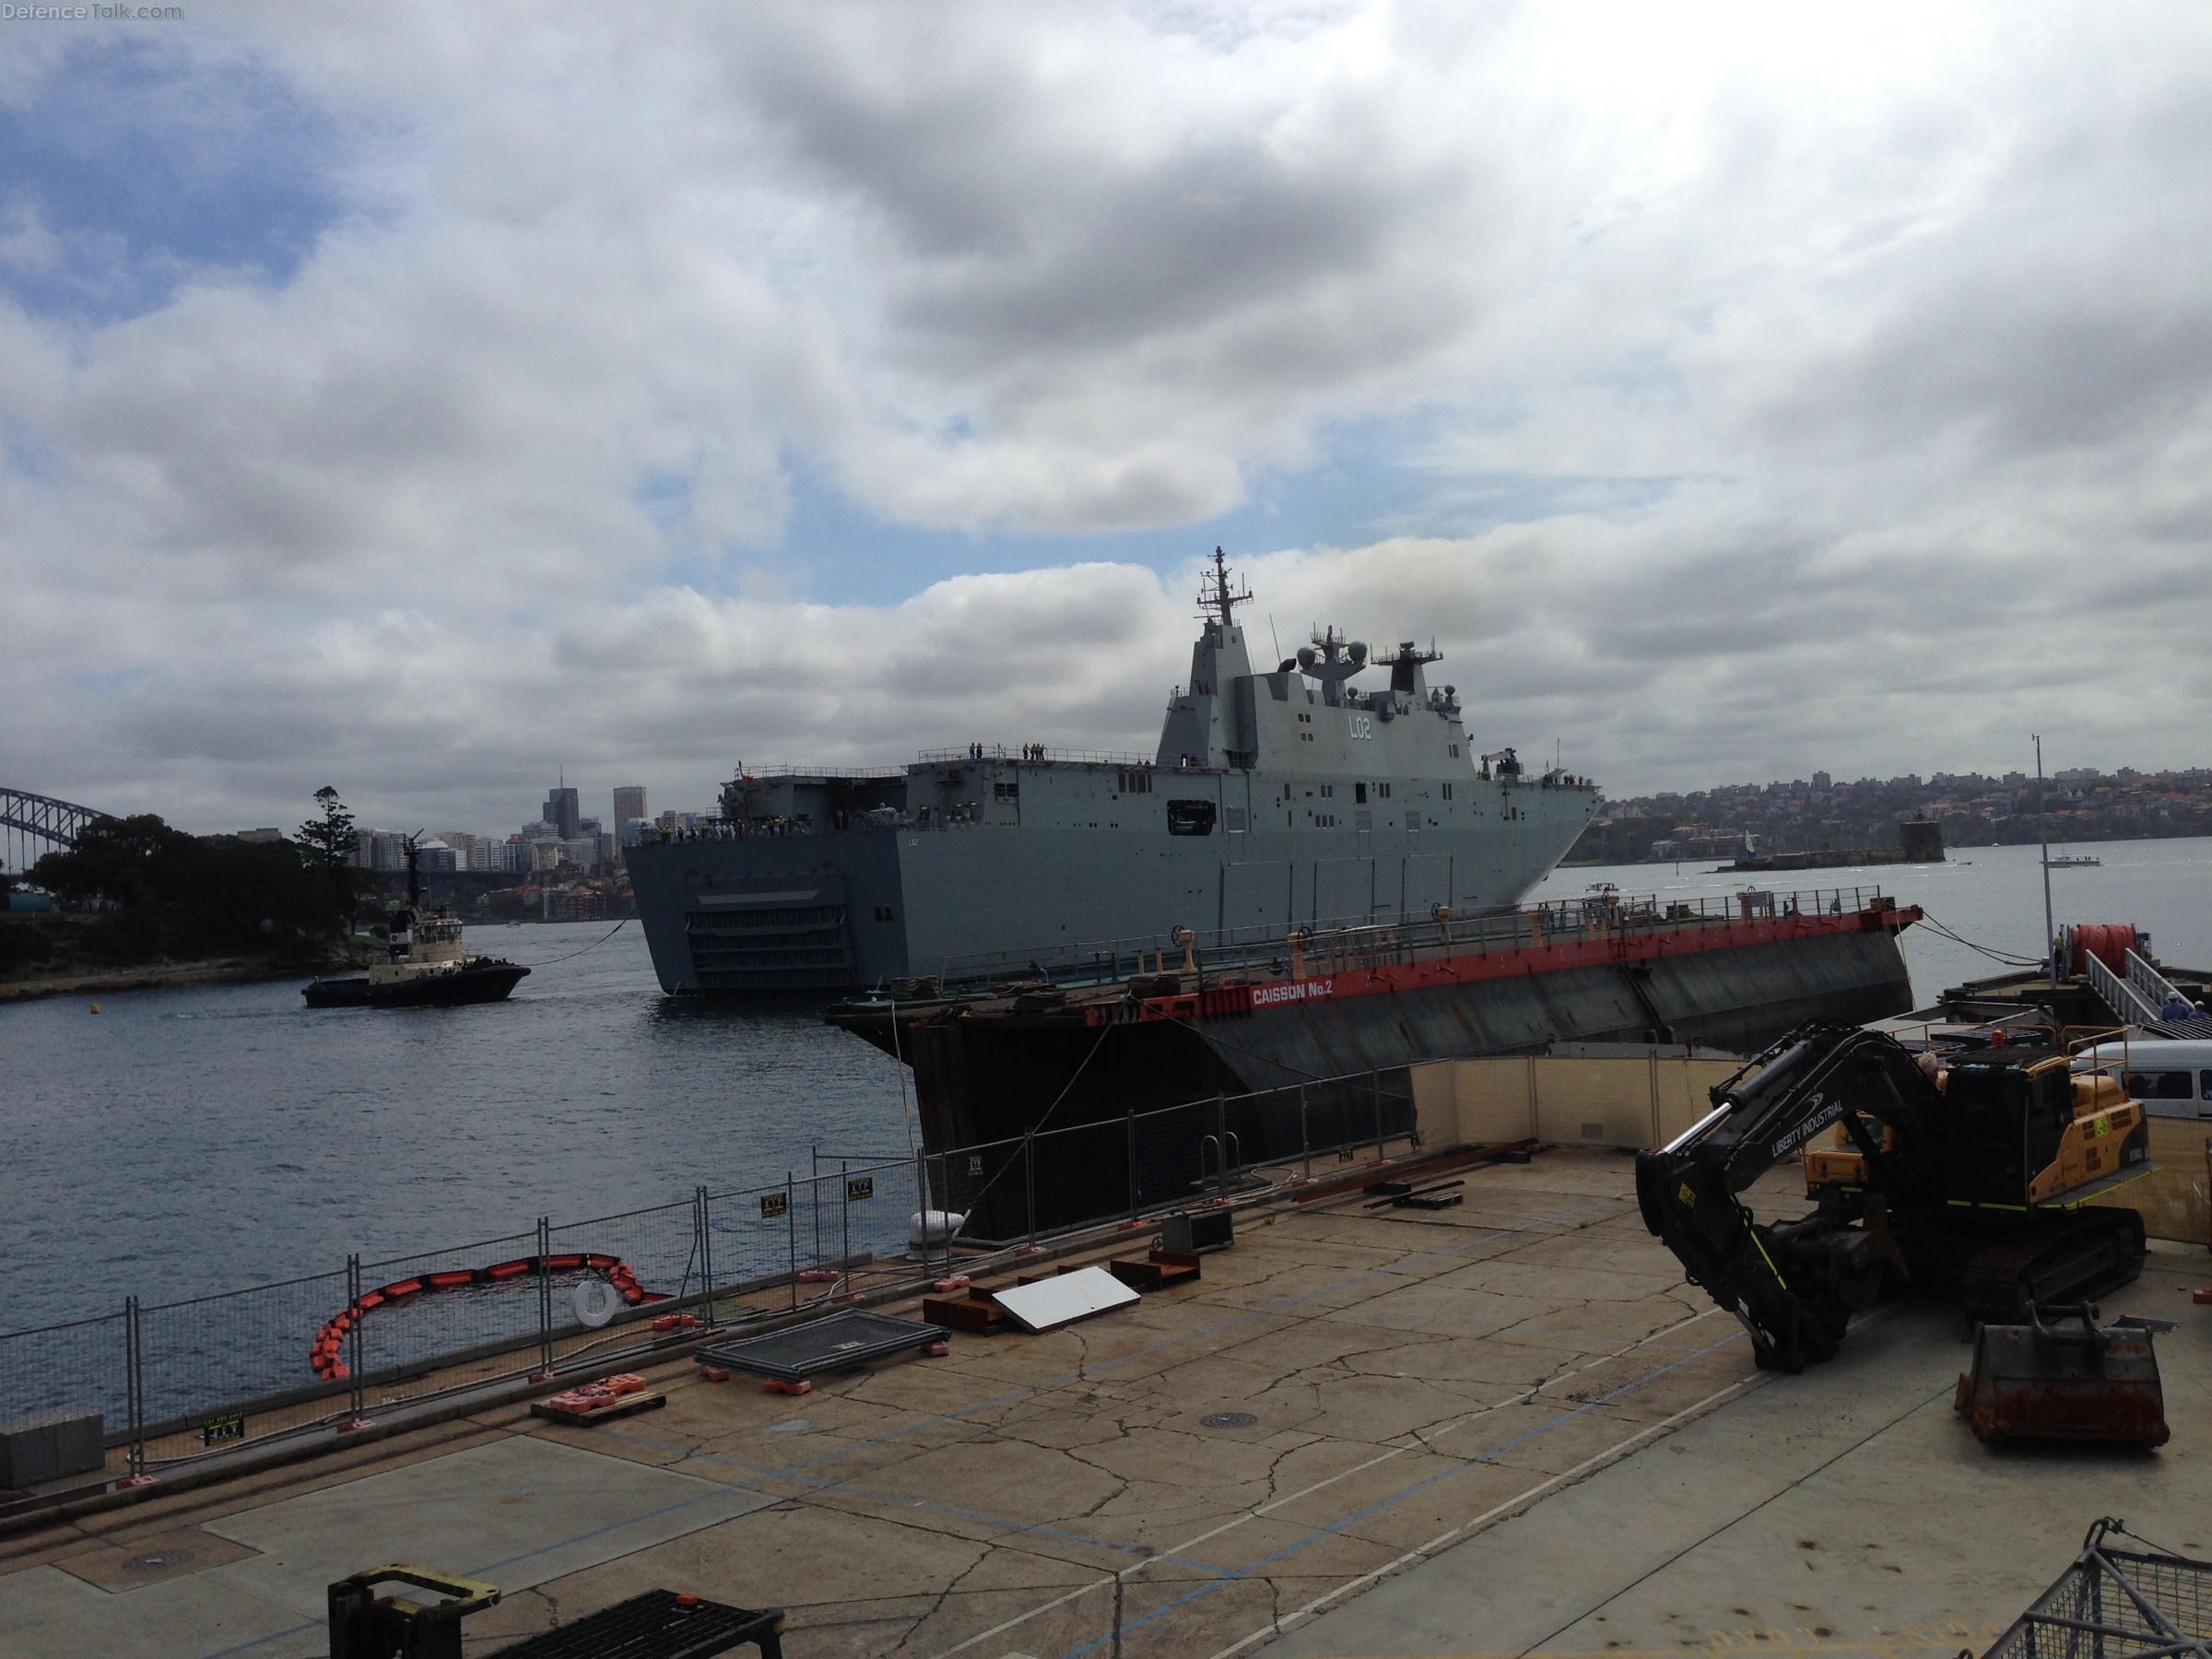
left=2, top=1148, right=2205, bottom=1659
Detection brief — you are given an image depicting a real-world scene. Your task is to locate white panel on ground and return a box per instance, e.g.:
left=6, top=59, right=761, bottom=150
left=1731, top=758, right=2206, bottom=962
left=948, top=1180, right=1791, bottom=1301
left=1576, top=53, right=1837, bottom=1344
left=990, top=1265, right=1140, bottom=1333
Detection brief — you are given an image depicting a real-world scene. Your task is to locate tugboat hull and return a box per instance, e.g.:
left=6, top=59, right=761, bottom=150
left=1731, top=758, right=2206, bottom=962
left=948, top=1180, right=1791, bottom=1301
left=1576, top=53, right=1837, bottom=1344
left=302, top=961, right=530, bottom=1009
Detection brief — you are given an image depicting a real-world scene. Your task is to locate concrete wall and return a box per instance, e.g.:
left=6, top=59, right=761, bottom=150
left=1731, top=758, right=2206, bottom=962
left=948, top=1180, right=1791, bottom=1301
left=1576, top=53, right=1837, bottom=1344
left=2099, top=1119, right=2210, bottom=1247
left=1411, top=1053, right=1740, bottom=1152
left=1413, top=1054, right=2212, bottom=1247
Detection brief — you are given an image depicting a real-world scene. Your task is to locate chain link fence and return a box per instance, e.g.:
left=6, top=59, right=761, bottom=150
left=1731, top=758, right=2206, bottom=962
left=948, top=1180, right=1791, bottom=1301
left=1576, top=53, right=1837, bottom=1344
left=0, top=1063, right=1420, bottom=1490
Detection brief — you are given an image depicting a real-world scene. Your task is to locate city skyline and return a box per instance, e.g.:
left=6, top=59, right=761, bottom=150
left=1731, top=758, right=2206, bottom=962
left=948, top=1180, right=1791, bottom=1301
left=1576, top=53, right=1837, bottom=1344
left=333, top=778, right=693, bottom=877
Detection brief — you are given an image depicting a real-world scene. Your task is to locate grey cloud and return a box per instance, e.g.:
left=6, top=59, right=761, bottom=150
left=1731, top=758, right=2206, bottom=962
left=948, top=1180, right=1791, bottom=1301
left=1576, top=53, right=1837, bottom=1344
left=5, top=3, right=2211, bottom=837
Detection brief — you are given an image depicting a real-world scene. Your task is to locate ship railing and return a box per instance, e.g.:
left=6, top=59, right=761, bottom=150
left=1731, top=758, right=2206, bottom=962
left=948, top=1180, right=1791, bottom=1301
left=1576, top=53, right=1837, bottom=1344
left=648, top=818, right=819, bottom=841
left=933, top=885, right=1898, bottom=994
left=913, top=745, right=1158, bottom=768
left=723, top=765, right=909, bottom=782
left=2124, top=947, right=2192, bottom=1018
left=2086, top=950, right=2164, bottom=1028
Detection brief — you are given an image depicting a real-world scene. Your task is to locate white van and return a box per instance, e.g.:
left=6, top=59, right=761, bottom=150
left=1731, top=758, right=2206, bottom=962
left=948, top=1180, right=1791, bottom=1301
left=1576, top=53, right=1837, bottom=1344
left=2074, top=1040, right=2212, bottom=1120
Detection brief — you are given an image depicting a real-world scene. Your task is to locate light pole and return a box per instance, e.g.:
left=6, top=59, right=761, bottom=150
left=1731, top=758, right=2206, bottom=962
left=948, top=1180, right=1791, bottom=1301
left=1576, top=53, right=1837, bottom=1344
left=2034, top=735, right=2056, bottom=987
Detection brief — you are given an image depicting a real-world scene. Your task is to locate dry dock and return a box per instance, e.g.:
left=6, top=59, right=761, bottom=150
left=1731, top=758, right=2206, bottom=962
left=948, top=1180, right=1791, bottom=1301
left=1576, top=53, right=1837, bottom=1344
left=2, top=1147, right=2205, bottom=1659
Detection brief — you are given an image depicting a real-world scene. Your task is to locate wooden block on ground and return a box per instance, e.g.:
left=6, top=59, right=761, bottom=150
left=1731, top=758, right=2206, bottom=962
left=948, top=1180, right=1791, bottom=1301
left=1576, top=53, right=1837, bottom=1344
left=530, top=1390, right=667, bottom=1427
left=923, top=1294, right=1006, bottom=1334
left=1108, top=1250, right=1202, bottom=1291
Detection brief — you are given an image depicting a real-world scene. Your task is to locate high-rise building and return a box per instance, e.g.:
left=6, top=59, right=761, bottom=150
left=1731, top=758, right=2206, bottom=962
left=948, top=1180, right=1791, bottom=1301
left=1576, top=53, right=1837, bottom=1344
left=366, top=830, right=411, bottom=872
left=613, top=785, right=647, bottom=829
left=543, top=785, right=581, bottom=841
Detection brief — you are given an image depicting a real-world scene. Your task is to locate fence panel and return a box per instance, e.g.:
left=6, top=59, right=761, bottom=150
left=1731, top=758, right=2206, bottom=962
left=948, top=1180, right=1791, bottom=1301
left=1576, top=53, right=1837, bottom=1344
left=1023, top=1117, right=1133, bottom=1235
left=135, top=1268, right=350, bottom=1463
left=0, top=1310, right=130, bottom=1471
left=929, top=1132, right=1035, bottom=1244
left=704, top=1180, right=806, bottom=1317
left=806, top=1157, right=918, bottom=1279
left=347, top=1229, right=546, bottom=1414
left=1271, top=1071, right=1409, bottom=1163
left=1131, top=1099, right=1209, bottom=1214
left=539, top=1199, right=707, bottom=1371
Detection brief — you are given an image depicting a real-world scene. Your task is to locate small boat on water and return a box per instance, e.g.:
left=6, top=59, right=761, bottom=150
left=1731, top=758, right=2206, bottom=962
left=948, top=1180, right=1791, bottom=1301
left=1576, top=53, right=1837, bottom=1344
left=303, top=841, right=528, bottom=1009
left=2047, top=851, right=2102, bottom=868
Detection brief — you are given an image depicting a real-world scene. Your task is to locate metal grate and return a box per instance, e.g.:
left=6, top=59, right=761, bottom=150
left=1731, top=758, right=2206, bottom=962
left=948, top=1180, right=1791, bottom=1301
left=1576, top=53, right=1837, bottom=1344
left=698, top=1310, right=946, bottom=1383
left=486, top=1588, right=784, bottom=1657
left=1983, top=1521, right=2212, bottom=1659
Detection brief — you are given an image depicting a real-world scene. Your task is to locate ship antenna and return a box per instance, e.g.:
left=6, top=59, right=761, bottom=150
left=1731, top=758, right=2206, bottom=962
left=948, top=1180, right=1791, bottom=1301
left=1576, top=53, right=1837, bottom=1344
left=1199, top=546, right=1252, bottom=627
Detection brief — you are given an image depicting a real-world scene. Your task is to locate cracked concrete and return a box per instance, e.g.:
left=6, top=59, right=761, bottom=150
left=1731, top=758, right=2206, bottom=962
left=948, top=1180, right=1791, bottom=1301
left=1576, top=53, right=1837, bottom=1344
left=4, top=1147, right=2200, bottom=1659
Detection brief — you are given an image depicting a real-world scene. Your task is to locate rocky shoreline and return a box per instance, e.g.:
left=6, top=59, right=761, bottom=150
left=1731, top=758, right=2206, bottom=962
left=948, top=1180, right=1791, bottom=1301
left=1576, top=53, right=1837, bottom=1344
left=0, top=944, right=371, bottom=1004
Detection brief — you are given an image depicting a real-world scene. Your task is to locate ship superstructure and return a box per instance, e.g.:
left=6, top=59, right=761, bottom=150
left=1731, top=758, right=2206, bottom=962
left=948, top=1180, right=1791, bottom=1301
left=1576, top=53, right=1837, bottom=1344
left=628, top=552, right=1601, bottom=992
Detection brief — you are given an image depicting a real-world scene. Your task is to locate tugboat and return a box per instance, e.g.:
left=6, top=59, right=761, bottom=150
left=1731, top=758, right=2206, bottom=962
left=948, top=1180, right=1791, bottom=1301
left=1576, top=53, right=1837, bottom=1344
left=302, top=840, right=530, bottom=1009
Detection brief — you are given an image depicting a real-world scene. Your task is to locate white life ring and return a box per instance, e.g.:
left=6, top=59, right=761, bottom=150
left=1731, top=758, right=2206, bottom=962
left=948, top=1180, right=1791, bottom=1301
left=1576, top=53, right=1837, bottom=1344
left=572, top=1276, right=620, bottom=1329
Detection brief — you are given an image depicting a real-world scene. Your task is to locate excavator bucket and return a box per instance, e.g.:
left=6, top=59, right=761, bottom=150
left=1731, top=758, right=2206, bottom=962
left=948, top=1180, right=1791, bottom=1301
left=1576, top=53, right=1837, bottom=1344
left=1954, top=1305, right=2169, bottom=1447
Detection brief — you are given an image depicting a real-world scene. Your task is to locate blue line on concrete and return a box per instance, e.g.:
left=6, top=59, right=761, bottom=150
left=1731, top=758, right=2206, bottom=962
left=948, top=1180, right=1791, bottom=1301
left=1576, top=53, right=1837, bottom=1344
left=579, top=1196, right=1622, bottom=1591
left=596, top=1422, right=1236, bottom=1575
left=200, top=1619, right=320, bottom=1658
left=467, top=1485, right=742, bottom=1577
left=194, top=1193, right=1622, bottom=1658
left=195, top=1486, right=747, bottom=1658
left=1051, top=1328, right=1748, bottom=1659
left=773, top=1195, right=1618, bottom=1481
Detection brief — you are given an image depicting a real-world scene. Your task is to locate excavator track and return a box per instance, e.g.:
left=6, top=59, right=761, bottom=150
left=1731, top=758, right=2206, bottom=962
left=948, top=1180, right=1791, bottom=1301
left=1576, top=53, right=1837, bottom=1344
left=1959, top=1210, right=2147, bottom=1324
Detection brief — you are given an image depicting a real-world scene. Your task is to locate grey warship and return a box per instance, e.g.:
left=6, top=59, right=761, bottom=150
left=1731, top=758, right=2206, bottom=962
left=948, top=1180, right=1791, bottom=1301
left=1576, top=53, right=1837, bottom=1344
left=628, top=551, right=1602, bottom=994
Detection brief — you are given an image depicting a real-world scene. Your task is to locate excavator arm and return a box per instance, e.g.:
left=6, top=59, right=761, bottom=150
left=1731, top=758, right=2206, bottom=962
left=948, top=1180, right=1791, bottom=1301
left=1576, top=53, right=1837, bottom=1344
left=1635, top=1020, right=1941, bottom=1371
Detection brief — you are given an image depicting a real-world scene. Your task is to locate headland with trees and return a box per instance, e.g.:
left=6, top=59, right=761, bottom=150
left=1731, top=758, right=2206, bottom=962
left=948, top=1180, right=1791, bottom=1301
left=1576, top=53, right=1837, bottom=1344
left=0, top=787, right=381, bottom=999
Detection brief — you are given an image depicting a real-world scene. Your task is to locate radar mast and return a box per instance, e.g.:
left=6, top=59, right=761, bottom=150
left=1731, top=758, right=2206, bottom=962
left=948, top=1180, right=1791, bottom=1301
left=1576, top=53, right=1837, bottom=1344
left=1198, top=547, right=1252, bottom=628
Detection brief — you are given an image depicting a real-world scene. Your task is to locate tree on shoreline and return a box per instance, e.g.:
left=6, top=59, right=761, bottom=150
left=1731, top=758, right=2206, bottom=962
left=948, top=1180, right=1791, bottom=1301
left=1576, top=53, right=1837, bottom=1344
left=29, top=816, right=337, bottom=963
left=295, top=786, right=371, bottom=935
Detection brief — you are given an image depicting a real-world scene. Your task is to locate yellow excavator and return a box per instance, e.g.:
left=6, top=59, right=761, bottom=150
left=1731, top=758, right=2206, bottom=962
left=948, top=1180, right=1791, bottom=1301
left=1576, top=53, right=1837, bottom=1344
left=1635, top=1020, right=2165, bottom=1444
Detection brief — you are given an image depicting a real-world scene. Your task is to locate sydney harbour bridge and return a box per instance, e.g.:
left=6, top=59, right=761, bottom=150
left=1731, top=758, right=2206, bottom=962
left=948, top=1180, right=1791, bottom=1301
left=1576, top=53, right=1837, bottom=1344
left=0, top=788, right=112, bottom=877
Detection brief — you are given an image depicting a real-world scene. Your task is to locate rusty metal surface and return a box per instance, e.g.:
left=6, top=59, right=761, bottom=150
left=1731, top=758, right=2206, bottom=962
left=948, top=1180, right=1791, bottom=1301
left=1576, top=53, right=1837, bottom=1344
left=1956, top=1309, right=2170, bottom=1447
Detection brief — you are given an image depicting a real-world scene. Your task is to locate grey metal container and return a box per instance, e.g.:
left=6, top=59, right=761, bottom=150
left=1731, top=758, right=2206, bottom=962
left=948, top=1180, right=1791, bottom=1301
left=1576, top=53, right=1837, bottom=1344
left=1160, top=1209, right=1235, bottom=1254
left=0, top=1406, right=105, bottom=1488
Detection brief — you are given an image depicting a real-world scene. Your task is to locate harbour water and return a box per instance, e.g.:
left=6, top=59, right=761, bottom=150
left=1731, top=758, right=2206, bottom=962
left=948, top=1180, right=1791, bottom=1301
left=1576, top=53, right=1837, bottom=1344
left=1531, top=835, right=2212, bottom=998
left=3, top=837, right=2206, bottom=1334
left=0, top=924, right=912, bottom=1333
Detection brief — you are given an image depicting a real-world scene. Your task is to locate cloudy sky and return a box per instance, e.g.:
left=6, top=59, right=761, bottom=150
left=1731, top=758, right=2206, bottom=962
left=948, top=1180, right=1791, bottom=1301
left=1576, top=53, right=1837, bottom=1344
left=4, top=1, right=2208, bottom=840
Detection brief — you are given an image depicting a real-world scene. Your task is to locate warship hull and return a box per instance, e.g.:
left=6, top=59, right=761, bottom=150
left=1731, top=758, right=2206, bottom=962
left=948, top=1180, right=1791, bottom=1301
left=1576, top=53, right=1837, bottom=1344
left=629, top=782, right=1597, bottom=994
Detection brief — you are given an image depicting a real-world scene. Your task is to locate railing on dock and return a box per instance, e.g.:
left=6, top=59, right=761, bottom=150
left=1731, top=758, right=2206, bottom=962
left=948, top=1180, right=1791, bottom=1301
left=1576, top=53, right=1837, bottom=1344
left=0, top=1064, right=1418, bottom=1498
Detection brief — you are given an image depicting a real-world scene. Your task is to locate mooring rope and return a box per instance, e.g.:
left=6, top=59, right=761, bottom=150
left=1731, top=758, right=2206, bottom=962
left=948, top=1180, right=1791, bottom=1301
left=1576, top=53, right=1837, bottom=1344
left=1914, top=909, right=2046, bottom=969
left=520, top=917, right=629, bottom=965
